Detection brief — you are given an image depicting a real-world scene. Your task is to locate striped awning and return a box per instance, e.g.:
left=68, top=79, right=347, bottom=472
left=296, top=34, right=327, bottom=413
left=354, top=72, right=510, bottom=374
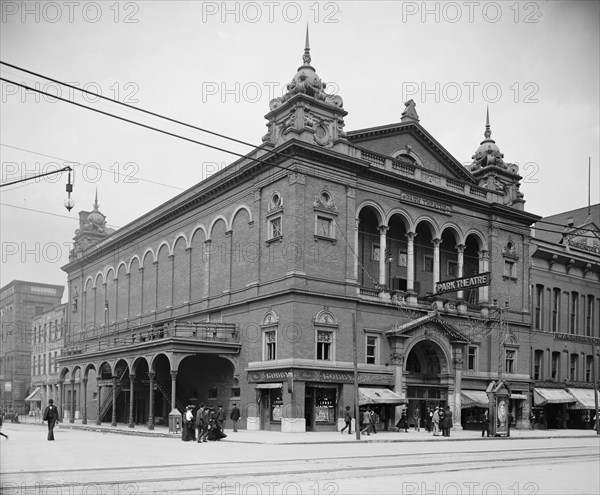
left=255, top=383, right=283, bottom=389
left=461, top=390, right=489, bottom=408
left=359, top=387, right=407, bottom=406
left=25, top=387, right=42, bottom=402
left=567, top=388, right=598, bottom=410
left=533, top=388, right=576, bottom=405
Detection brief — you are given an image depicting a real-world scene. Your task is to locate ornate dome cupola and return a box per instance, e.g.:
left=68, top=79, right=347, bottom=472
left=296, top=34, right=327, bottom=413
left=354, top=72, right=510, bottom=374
left=263, top=27, right=347, bottom=149
left=70, top=190, right=115, bottom=260
left=469, top=108, right=526, bottom=210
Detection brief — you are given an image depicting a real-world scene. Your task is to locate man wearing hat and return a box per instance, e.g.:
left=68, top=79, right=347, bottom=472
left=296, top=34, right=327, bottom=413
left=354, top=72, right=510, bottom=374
left=42, top=399, right=59, bottom=441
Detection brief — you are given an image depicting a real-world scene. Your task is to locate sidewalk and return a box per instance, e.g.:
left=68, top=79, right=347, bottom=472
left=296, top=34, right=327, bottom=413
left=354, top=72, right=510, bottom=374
left=15, top=415, right=600, bottom=444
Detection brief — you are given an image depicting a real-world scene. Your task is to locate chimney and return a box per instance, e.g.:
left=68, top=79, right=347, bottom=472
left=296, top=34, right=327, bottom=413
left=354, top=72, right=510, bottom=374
left=566, top=217, right=574, bottom=227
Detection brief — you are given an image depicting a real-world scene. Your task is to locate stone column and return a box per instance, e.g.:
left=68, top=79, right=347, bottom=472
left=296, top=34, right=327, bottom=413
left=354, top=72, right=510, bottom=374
left=111, top=375, right=118, bottom=426
left=406, top=232, right=415, bottom=291
left=82, top=378, right=88, bottom=424
left=479, top=250, right=490, bottom=303
left=168, top=254, right=175, bottom=308
left=456, top=244, right=465, bottom=299
left=57, top=380, right=63, bottom=421
left=128, top=374, right=136, bottom=428
left=432, top=238, right=441, bottom=293
left=453, top=347, right=464, bottom=431
left=353, top=218, right=360, bottom=286
left=378, top=226, right=388, bottom=287
left=148, top=371, right=155, bottom=430
left=186, top=247, right=193, bottom=304
left=204, top=240, right=211, bottom=298
left=96, top=384, right=102, bottom=425
left=69, top=378, right=75, bottom=423
left=170, top=370, right=178, bottom=412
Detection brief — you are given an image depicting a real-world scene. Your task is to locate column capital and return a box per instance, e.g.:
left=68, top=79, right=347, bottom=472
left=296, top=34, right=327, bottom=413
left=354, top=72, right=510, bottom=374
left=82, top=378, right=88, bottom=384
left=70, top=378, right=75, bottom=384
left=129, top=374, right=136, bottom=381
left=431, top=238, right=442, bottom=247
left=478, top=249, right=490, bottom=260
left=170, top=370, right=178, bottom=379
left=147, top=371, right=156, bottom=380
left=406, top=231, right=416, bottom=241
left=378, top=225, right=389, bottom=234
left=455, top=244, right=465, bottom=252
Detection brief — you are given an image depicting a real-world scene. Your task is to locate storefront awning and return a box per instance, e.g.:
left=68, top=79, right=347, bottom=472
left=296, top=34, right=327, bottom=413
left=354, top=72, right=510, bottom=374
left=567, top=388, right=599, bottom=410
left=461, top=390, right=489, bottom=408
left=359, top=387, right=407, bottom=406
left=533, top=388, right=576, bottom=405
left=255, top=383, right=283, bottom=389
left=25, top=387, right=42, bottom=402
left=510, top=394, right=527, bottom=400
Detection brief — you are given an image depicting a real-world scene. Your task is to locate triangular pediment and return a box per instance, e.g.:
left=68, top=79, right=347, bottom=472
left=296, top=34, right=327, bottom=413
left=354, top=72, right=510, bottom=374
left=347, top=122, right=474, bottom=183
left=387, top=311, right=471, bottom=343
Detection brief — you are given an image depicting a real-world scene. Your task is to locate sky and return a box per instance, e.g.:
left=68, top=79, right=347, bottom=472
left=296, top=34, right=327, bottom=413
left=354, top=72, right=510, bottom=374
left=1, top=0, right=599, bottom=298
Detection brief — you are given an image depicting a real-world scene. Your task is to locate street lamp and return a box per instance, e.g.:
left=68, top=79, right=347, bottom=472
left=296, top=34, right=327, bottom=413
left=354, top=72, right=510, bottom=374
left=64, top=167, right=74, bottom=211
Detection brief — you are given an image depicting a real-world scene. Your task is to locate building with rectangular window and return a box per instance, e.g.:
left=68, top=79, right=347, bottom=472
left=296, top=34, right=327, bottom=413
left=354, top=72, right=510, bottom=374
left=0, top=280, right=64, bottom=414
left=529, top=204, right=600, bottom=429
left=58, top=38, right=545, bottom=433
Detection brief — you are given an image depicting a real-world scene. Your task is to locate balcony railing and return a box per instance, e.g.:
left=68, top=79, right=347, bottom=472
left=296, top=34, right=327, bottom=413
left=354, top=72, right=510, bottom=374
left=63, top=320, right=239, bottom=356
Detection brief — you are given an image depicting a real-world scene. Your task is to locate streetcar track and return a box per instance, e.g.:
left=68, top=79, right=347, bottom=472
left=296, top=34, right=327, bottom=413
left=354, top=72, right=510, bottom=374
left=3, top=450, right=596, bottom=490
left=3, top=444, right=595, bottom=476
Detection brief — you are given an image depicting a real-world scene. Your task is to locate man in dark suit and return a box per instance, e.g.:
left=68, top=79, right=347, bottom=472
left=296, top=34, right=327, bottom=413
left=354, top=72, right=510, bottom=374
left=230, top=403, right=241, bottom=432
left=42, top=399, right=59, bottom=441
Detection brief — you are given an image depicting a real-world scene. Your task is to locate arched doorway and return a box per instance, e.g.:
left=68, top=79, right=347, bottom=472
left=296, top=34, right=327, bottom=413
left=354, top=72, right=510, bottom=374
left=405, top=339, right=449, bottom=429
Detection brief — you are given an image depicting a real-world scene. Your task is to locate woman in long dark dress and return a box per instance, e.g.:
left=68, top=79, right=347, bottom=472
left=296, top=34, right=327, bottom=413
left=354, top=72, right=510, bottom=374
left=207, top=410, right=227, bottom=441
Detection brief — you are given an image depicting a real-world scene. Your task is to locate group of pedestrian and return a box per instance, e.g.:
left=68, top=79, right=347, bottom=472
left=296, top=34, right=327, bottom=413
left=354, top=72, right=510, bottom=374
left=359, top=407, right=379, bottom=435
left=431, top=405, right=452, bottom=436
left=182, top=404, right=232, bottom=442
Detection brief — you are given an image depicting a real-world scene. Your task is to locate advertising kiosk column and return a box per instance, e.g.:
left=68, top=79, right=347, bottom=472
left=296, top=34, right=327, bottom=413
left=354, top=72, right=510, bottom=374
left=487, top=380, right=511, bottom=437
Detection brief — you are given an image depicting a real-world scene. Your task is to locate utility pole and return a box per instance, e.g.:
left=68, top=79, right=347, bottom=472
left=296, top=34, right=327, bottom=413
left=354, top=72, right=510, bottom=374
left=593, top=345, right=599, bottom=435
left=352, top=312, right=360, bottom=440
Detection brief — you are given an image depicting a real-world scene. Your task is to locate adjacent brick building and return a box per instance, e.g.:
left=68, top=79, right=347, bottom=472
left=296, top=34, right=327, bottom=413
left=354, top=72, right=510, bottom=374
left=0, top=280, right=64, bottom=413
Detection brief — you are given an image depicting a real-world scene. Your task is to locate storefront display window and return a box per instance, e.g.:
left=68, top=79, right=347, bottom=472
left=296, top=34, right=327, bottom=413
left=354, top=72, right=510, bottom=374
left=315, top=389, right=336, bottom=423
left=270, top=389, right=283, bottom=422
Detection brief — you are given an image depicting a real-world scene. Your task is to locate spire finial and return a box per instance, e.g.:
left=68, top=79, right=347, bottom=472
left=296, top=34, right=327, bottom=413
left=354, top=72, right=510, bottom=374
left=93, top=188, right=99, bottom=210
left=302, top=25, right=311, bottom=65
left=484, top=106, right=492, bottom=139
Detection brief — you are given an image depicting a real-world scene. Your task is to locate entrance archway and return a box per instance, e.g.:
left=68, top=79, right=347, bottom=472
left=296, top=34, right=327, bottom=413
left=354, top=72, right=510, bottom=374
left=404, top=339, right=449, bottom=429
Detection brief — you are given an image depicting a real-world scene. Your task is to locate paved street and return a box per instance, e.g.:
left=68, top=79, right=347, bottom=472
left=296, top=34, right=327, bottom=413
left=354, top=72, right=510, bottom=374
left=1, top=422, right=599, bottom=495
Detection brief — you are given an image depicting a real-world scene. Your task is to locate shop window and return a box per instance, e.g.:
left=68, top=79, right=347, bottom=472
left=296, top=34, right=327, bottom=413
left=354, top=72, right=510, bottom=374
left=467, top=346, right=477, bottom=371
left=534, top=350, right=544, bottom=380
left=551, top=352, right=560, bottom=380
left=315, top=389, right=336, bottom=423
left=505, top=350, right=516, bottom=374
left=366, top=335, right=378, bottom=364
left=270, top=389, right=283, bottom=422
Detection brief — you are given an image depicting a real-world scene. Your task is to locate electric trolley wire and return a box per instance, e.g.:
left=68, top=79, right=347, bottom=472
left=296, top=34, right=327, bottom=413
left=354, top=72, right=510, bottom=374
left=1, top=74, right=597, bottom=239
left=2, top=60, right=597, bottom=235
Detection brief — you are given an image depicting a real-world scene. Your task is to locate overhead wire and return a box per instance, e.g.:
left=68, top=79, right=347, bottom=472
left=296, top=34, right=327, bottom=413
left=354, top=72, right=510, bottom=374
left=1, top=67, right=598, bottom=241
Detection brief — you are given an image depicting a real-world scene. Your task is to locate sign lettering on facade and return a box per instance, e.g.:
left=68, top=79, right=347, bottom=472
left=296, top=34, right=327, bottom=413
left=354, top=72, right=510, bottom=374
left=400, top=193, right=452, bottom=213
left=554, top=333, right=600, bottom=345
left=248, top=369, right=393, bottom=385
left=434, top=272, right=491, bottom=295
